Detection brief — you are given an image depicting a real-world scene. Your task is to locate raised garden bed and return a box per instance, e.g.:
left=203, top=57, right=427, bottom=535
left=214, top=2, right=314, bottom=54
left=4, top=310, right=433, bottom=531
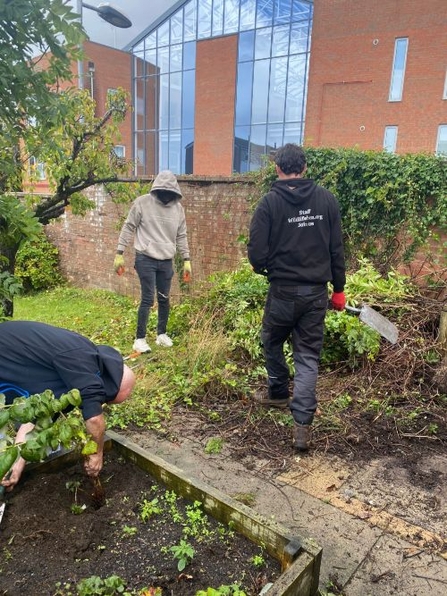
left=0, top=431, right=321, bottom=595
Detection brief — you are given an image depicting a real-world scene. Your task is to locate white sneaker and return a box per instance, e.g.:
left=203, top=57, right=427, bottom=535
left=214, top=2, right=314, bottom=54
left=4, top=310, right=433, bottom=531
left=133, top=338, right=151, bottom=353
left=155, top=333, right=173, bottom=347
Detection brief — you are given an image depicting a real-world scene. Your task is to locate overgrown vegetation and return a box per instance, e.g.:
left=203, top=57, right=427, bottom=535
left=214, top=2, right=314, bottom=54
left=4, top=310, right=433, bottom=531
left=13, top=254, right=446, bottom=472
left=15, top=231, right=64, bottom=292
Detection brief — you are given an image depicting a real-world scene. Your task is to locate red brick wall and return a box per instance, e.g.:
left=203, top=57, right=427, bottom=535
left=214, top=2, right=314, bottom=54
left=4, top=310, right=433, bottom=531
left=45, top=178, right=255, bottom=301
left=305, top=0, right=447, bottom=153
left=194, top=36, right=238, bottom=175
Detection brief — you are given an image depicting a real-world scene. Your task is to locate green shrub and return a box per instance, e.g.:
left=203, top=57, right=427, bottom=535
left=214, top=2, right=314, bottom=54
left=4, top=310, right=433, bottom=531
left=15, top=231, right=64, bottom=292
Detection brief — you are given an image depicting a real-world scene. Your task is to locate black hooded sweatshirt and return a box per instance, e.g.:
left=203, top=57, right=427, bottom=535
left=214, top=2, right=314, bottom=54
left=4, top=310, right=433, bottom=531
left=0, top=321, right=124, bottom=420
left=247, top=178, right=346, bottom=292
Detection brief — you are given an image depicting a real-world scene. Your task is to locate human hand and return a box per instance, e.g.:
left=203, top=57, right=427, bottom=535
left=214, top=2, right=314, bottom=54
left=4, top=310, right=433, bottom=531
left=1, top=457, right=26, bottom=493
left=183, top=260, right=192, bottom=283
left=331, top=291, right=346, bottom=311
left=113, top=254, right=125, bottom=275
left=83, top=452, right=103, bottom=478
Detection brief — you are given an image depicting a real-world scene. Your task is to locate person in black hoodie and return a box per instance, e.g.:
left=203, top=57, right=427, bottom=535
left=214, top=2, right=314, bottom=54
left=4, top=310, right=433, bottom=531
left=247, top=144, right=346, bottom=452
left=0, top=321, right=135, bottom=492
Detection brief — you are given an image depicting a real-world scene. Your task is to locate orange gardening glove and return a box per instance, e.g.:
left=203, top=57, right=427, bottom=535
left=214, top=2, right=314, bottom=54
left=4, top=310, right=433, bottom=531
left=331, top=291, right=346, bottom=311
left=114, top=254, right=125, bottom=276
left=183, top=260, right=192, bottom=283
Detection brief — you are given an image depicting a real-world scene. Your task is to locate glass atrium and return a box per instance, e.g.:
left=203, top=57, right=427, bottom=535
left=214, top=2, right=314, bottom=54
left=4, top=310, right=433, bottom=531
left=130, top=0, right=313, bottom=174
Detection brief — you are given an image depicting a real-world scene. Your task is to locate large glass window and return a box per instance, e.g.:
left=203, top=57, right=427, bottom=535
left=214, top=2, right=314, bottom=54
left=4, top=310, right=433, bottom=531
left=436, top=125, right=447, bottom=155
left=131, top=0, right=313, bottom=174
left=389, top=38, right=408, bottom=102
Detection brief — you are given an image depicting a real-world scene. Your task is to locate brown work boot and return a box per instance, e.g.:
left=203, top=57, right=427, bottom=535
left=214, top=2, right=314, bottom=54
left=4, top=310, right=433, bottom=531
left=292, top=423, right=311, bottom=451
left=253, top=388, right=289, bottom=409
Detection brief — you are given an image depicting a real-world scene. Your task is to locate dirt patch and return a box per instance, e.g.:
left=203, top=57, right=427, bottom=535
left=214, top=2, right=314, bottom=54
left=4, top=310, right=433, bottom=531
left=0, top=451, right=281, bottom=596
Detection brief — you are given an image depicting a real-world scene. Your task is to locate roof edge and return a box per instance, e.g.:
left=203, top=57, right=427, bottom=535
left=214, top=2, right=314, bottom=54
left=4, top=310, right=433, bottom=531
left=123, top=0, right=186, bottom=52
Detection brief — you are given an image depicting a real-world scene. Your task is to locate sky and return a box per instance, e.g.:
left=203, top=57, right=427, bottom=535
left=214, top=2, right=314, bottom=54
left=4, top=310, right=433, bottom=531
left=70, top=0, right=179, bottom=50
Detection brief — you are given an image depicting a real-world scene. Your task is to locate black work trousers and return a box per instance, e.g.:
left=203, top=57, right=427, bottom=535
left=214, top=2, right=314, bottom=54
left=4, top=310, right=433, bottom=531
left=261, top=283, right=328, bottom=425
left=134, top=253, right=174, bottom=339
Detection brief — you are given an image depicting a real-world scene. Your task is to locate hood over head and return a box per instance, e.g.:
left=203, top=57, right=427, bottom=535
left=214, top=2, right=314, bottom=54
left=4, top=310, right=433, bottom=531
left=97, top=345, right=124, bottom=402
left=271, top=177, right=317, bottom=206
left=151, top=170, right=182, bottom=203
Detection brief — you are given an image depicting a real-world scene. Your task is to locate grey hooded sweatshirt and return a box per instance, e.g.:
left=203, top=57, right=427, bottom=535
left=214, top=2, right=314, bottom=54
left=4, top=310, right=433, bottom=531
left=117, top=170, right=190, bottom=261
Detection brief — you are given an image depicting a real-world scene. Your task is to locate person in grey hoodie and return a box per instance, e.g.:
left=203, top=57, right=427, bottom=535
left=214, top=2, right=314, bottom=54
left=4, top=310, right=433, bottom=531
left=247, top=144, right=346, bottom=452
left=114, top=171, right=191, bottom=353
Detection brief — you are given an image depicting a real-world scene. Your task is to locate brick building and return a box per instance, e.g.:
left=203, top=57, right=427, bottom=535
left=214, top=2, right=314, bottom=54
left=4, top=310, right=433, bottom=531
left=126, top=0, right=447, bottom=176
left=30, top=40, right=133, bottom=194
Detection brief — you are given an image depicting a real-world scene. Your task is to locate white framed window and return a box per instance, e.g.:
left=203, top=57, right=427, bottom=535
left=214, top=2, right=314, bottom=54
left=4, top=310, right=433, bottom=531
left=28, top=156, right=46, bottom=180
left=113, top=145, right=126, bottom=158
left=443, top=69, right=447, bottom=99
left=383, top=126, right=398, bottom=153
left=436, top=125, right=447, bottom=155
left=389, top=38, right=408, bottom=102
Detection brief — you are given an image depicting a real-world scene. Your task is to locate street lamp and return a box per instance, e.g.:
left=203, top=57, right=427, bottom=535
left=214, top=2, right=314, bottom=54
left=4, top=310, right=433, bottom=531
left=77, top=2, right=133, bottom=89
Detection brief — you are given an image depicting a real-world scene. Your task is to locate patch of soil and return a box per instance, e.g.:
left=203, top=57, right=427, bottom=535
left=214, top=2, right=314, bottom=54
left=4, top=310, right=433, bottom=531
left=0, top=451, right=281, bottom=596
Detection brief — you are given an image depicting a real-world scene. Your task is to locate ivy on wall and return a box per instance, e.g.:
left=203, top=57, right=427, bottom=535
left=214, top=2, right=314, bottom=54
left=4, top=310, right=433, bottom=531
left=252, top=147, right=447, bottom=272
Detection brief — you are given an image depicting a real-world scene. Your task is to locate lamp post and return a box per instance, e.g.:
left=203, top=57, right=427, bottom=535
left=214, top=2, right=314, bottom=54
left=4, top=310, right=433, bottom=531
left=76, top=2, right=132, bottom=89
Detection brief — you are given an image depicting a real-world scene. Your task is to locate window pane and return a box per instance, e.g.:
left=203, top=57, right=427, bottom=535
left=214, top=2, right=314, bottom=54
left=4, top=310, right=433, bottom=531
left=170, top=44, right=183, bottom=72
left=383, top=126, right=398, bottom=153
left=234, top=126, right=250, bottom=173
left=274, top=0, right=292, bottom=24
left=158, top=21, right=170, bottom=46
left=169, top=130, right=181, bottom=173
left=170, top=72, right=182, bottom=129
left=252, top=59, right=270, bottom=123
left=257, top=0, right=273, bottom=27
left=266, top=123, right=284, bottom=153
left=249, top=124, right=267, bottom=170
left=182, top=69, right=196, bottom=128
left=389, top=38, right=408, bottom=102
left=171, top=11, right=183, bottom=44
left=292, top=0, right=312, bottom=21
left=160, top=131, right=169, bottom=171
left=160, top=74, right=169, bottom=129
left=272, top=24, right=290, bottom=57
left=284, top=122, right=302, bottom=145
left=182, top=129, right=194, bottom=174
left=235, top=61, right=253, bottom=125
left=198, top=0, right=212, bottom=39
left=184, top=0, right=197, bottom=41
left=135, top=132, right=145, bottom=175
left=213, top=0, right=224, bottom=36
left=157, top=46, right=170, bottom=73
left=134, top=53, right=146, bottom=77
left=144, top=48, right=156, bottom=72
left=183, top=41, right=196, bottom=70
left=268, top=57, right=287, bottom=123
left=240, top=0, right=256, bottom=31
left=436, top=125, right=447, bottom=155
left=286, top=54, right=306, bottom=121
left=289, top=21, right=309, bottom=54
left=238, top=30, right=254, bottom=62
left=145, top=32, right=156, bottom=50
left=145, top=77, right=158, bottom=130
left=443, top=69, right=447, bottom=99
left=255, top=27, right=272, bottom=60
left=135, top=78, right=145, bottom=130
left=145, top=131, right=157, bottom=175
left=224, top=0, right=239, bottom=34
